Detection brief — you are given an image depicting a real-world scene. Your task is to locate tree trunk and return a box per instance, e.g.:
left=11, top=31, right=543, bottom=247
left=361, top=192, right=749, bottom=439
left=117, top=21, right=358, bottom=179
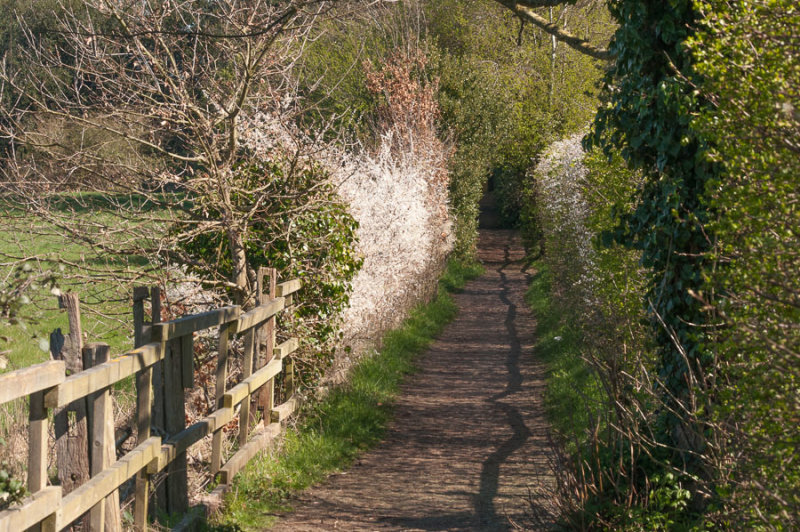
left=228, top=229, right=251, bottom=305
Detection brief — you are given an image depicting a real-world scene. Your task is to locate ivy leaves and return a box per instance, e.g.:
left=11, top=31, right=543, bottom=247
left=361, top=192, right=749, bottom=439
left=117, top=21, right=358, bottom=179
left=176, top=152, right=361, bottom=387
left=589, top=0, right=717, bottom=463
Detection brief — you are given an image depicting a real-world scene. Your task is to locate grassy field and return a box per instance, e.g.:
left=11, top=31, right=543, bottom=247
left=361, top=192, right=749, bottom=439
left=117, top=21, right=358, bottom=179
left=0, top=234, right=137, bottom=370
left=214, top=258, right=484, bottom=531
left=0, top=196, right=168, bottom=370
left=0, top=199, right=161, bottom=487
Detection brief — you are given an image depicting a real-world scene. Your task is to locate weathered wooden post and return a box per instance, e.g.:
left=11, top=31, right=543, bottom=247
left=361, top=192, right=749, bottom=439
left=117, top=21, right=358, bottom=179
left=257, top=268, right=277, bottom=417
left=51, top=292, right=90, bottom=531
left=162, top=332, right=189, bottom=515
left=132, top=287, right=153, bottom=532
left=84, top=343, right=122, bottom=532
left=28, top=381, right=57, bottom=532
left=147, top=286, right=168, bottom=511
left=211, top=319, right=234, bottom=475
left=239, top=319, right=257, bottom=446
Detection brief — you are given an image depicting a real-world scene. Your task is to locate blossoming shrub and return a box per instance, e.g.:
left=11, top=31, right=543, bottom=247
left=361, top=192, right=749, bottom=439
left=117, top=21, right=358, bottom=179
left=331, top=47, right=453, bottom=377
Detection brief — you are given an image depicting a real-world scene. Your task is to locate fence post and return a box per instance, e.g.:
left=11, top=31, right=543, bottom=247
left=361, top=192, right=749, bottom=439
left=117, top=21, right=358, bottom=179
left=148, top=287, right=168, bottom=512
left=211, top=320, right=233, bottom=475
left=27, top=390, right=48, bottom=494
left=133, top=287, right=153, bottom=532
left=257, top=268, right=277, bottom=416
left=52, top=292, right=90, bottom=531
left=162, top=336, right=188, bottom=515
left=239, top=326, right=256, bottom=447
left=84, top=343, right=122, bottom=532
left=28, top=388, right=54, bottom=532
left=146, top=285, right=187, bottom=517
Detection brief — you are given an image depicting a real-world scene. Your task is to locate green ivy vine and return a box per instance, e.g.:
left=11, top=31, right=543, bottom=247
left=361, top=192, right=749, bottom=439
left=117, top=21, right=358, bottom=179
left=176, top=152, right=362, bottom=387
left=587, top=0, right=717, bottom=479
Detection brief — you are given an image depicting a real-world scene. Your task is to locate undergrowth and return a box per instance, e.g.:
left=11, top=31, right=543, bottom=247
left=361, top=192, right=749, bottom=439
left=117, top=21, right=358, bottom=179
left=523, top=264, right=603, bottom=456
left=213, top=257, right=483, bottom=530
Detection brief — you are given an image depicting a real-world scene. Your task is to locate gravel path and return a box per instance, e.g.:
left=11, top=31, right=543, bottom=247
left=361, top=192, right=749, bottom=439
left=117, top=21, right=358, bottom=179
left=269, top=228, right=554, bottom=531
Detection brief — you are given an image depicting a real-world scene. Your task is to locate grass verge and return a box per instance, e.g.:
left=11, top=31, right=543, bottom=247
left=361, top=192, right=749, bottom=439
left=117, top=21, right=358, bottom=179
left=214, top=257, right=483, bottom=531
left=524, top=263, right=603, bottom=454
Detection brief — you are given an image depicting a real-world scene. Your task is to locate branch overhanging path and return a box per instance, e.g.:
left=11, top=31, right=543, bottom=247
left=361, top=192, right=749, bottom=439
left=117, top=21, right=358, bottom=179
left=270, top=211, right=555, bottom=530
left=493, top=0, right=612, bottom=61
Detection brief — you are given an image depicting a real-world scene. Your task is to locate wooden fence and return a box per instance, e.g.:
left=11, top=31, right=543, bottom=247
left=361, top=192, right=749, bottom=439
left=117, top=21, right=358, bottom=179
left=0, top=269, right=303, bottom=531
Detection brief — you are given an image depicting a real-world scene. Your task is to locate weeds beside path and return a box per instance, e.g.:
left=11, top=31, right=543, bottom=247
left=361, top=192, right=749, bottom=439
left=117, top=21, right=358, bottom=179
left=265, top=229, right=554, bottom=531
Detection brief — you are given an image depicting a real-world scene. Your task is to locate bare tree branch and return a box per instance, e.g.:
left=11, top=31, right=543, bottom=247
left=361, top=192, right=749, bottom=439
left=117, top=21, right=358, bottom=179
left=492, top=0, right=612, bottom=60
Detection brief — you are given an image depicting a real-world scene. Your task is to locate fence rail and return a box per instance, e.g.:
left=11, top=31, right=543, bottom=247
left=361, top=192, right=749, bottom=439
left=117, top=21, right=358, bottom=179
left=0, top=269, right=303, bottom=532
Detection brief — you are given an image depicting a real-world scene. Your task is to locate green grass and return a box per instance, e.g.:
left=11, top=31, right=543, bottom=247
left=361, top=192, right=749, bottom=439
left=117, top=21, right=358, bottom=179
left=524, top=263, right=604, bottom=453
left=0, top=199, right=167, bottom=370
left=214, top=258, right=483, bottom=531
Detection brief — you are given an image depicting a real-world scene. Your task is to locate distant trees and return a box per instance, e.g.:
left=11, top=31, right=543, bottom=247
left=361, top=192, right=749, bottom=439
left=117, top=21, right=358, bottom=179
left=428, top=0, right=612, bottom=254
left=288, top=0, right=612, bottom=257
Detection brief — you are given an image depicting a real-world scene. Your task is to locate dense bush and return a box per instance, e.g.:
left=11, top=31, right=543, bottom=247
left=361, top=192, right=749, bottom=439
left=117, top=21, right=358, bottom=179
left=526, top=137, right=697, bottom=528
left=689, top=0, right=800, bottom=526
left=434, top=50, right=511, bottom=251
left=176, top=151, right=361, bottom=386
left=334, top=44, right=453, bottom=352
left=528, top=1, right=798, bottom=524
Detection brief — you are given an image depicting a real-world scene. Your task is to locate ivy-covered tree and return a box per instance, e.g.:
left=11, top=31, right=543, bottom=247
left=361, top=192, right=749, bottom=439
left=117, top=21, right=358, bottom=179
left=584, top=0, right=718, bottom=521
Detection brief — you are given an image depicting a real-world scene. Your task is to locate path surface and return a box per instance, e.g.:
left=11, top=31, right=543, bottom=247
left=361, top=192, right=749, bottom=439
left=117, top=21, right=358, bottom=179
left=270, top=228, right=554, bottom=531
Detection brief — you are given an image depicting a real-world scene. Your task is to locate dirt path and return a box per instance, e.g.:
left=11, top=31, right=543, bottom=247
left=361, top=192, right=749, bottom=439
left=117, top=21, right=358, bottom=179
left=270, top=228, right=554, bottom=531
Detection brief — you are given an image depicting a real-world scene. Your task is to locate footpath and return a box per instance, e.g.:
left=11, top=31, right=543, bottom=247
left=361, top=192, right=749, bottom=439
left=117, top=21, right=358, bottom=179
left=270, top=228, right=554, bottom=531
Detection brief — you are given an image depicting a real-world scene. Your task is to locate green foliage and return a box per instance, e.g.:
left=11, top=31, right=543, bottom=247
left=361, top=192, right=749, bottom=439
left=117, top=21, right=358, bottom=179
left=177, top=153, right=361, bottom=387
left=437, top=0, right=609, bottom=241
left=0, top=459, right=26, bottom=510
left=588, top=0, right=715, bottom=480
left=582, top=149, right=649, bottom=347
left=216, top=257, right=482, bottom=530
left=293, top=10, right=391, bottom=143
left=643, top=473, right=692, bottom=527
left=687, top=0, right=800, bottom=526
left=430, top=0, right=559, bottom=247
left=434, top=49, right=510, bottom=251
left=568, top=0, right=798, bottom=525
left=525, top=258, right=699, bottom=529
left=428, top=2, right=542, bottom=249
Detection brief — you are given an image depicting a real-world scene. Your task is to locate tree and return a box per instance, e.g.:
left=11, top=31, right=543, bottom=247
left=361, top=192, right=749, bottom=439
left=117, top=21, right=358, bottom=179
left=0, top=0, right=352, bottom=308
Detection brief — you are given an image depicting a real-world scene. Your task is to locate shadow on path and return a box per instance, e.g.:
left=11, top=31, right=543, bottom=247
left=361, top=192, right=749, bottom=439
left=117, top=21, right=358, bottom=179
left=474, top=238, right=534, bottom=528
left=270, top=229, right=553, bottom=531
